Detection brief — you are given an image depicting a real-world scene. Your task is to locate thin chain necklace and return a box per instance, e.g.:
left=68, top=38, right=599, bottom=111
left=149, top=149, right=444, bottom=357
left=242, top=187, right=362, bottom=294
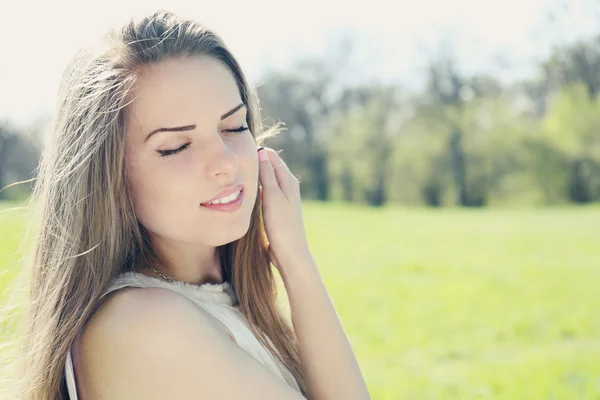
left=148, top=265, right=227, bottom=287
left=149, top=265, right=175, bottom=282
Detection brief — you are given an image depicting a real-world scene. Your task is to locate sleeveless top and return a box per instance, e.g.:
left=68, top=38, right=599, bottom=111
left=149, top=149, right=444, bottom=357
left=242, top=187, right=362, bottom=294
left=64, top=271, right=301, bottom=399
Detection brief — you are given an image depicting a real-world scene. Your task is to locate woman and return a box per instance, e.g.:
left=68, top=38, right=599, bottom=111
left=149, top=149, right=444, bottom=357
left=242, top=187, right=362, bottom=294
left=0, top=9, right=370, bottom=400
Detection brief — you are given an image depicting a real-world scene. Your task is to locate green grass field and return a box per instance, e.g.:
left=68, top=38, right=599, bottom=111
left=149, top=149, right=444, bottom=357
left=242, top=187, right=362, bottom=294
left=1, top=201, right=599, bottom=399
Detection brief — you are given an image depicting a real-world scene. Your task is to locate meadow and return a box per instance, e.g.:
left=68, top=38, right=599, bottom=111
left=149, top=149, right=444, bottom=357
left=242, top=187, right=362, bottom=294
left=1, top=201, right=599, bottom=399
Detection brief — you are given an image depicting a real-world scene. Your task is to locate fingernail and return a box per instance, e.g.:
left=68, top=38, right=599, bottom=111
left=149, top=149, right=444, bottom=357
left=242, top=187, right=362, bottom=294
left=258, top=147, right=268, bottom=161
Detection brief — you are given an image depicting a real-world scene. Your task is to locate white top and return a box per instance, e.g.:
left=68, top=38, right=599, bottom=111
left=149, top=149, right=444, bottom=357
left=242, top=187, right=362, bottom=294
left=64, top=271, right=301, bottom=399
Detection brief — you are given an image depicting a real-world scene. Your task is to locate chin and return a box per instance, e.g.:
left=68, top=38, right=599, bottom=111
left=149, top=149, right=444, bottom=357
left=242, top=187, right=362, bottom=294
left=210, top=216, right=253, bottom=247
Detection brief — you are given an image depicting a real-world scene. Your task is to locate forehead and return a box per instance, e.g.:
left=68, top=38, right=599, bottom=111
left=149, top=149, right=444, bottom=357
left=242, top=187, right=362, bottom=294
left=125, top=55, right=242, bottom=136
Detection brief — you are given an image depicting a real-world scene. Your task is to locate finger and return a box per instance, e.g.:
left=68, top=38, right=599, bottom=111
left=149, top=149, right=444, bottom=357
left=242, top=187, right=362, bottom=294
left=264, top=148, right=300, bottom=197
left=257, top=147, right=282, bottom=194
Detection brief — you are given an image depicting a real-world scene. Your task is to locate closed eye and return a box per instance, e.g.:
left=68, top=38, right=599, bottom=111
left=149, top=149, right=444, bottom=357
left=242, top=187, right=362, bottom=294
left=156, top=126, right=248, bottom=159
left=223, top=125, right=249, bottom=133
left=157, top=143, right=191, bottom=158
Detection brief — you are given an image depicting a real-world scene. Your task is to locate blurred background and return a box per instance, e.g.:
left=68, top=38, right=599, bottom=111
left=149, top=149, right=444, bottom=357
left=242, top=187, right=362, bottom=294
left=1, top=0, right=599, bottom=399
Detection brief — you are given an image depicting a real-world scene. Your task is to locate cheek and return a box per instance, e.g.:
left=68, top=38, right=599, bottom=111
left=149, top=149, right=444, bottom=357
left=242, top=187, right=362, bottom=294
left=126, top=169, right=185, bottom=236
left=126, top=165, right=154, bottom=220
left=125, top=156, right=181, bottom=224
left=235, top=135, right=259, bottom=181
left=124, top=156, right=143, bottom=209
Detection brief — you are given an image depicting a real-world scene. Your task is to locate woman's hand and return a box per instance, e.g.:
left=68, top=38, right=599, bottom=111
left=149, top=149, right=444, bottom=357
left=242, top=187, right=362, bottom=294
left=257, top=146, right=313, bottom=275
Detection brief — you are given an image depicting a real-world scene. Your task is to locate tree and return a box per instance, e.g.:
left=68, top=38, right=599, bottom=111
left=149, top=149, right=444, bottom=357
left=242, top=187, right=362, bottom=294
left=327, top=85, right=401, bottom=206
left=542, top=83, right=600, bottom=202
left=256, top=64, right=334, bottom=201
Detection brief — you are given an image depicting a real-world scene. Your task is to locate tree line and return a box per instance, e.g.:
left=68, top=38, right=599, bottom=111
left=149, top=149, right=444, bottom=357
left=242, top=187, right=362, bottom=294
left=256, top=36, right=600, bottom=207
left=1, top=36, right=599, bottom=207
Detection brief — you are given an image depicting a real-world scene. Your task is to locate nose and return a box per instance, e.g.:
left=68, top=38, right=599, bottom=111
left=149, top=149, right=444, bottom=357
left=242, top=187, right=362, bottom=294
left=203, top=132, right=239, bottom=180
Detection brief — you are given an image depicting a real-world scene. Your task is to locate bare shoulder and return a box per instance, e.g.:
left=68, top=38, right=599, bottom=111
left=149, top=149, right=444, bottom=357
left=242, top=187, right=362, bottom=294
left=74, top=287, right=305, bottom=399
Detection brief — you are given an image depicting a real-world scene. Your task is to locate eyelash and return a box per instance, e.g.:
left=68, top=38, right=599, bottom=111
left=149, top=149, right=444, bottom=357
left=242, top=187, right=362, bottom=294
left=157, top=126, right=249, bottom=158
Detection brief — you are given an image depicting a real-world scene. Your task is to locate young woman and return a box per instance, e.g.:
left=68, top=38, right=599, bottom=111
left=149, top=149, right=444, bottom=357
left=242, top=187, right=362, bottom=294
left=0, top=9, right=370, bottom=400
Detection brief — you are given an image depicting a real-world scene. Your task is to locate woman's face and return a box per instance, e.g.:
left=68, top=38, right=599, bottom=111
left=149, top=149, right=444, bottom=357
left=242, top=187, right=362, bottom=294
left=124, top=55, right=258, bottom=248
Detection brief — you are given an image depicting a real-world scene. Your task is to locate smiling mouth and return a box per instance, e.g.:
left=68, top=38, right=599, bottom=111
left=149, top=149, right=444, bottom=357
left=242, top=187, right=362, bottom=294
left=204, top=189, right=242, bottom=205
left=200, top=188, right=245, bottom=212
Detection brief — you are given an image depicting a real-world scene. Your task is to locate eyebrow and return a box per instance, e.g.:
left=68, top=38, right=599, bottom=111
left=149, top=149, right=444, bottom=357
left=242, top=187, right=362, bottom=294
left=144, top=103, right=247, bottom=143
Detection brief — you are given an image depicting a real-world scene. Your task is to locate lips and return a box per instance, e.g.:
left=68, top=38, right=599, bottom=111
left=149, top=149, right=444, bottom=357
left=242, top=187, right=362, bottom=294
left=200, top=189, right=244, bottom=212
left=201, top=183, right=244, bottom=205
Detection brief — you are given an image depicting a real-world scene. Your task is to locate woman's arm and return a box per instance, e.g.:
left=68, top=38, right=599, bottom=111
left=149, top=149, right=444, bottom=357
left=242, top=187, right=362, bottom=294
left=281, top=255, right=371, bottom=400
left=257, top=147, right=370, bottom=400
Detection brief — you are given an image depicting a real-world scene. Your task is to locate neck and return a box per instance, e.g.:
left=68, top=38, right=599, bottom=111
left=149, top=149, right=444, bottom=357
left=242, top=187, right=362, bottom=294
left=139, top=234, right=225, bottom=286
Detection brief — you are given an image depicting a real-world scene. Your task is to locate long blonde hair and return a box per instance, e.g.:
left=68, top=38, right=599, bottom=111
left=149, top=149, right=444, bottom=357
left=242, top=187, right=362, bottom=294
left=0, top=10, right=306, bottom=399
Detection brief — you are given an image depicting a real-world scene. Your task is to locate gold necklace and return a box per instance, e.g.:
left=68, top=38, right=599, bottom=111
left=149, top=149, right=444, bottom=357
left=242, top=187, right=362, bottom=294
left=149, top=265, right=175, bottom=282
left=148, top=265, right=227, bottom=287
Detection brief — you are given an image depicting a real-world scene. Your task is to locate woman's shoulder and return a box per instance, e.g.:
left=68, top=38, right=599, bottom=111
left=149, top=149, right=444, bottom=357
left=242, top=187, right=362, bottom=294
left=78, top=271, right=237, bottom=355
left=87, top=279, right=224, bottom=341
left=77, top=284, right=202, bottom=360
left=71, top=283, right=305, bottom=399
left=70, top=287, right=234, bottom=397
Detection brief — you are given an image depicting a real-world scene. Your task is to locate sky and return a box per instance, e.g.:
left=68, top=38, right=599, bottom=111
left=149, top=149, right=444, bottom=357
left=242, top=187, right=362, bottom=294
left=0, top=0, right=598, bottom=128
